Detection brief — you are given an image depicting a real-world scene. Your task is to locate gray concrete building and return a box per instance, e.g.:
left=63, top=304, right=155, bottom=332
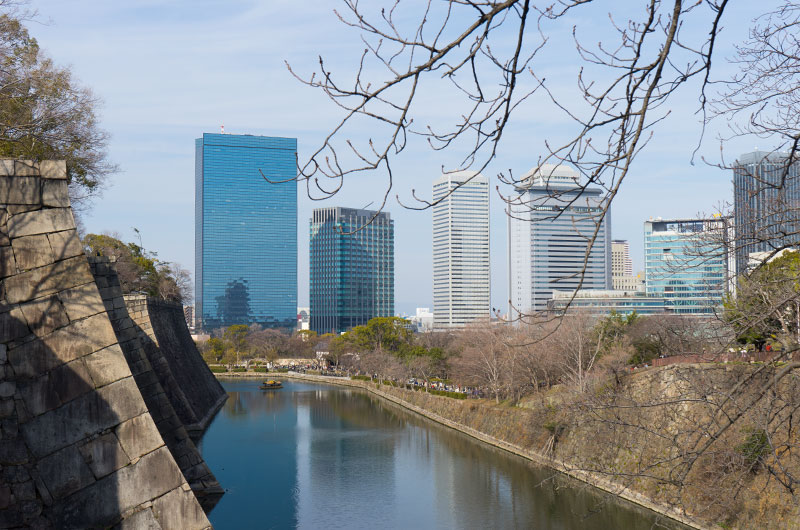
left=509, top=164, right=611, bottom=316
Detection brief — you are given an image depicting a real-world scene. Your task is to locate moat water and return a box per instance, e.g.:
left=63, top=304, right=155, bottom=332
left=199, top=378, right=685, bottom=529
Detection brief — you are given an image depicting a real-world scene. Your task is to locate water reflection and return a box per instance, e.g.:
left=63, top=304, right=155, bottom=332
left=201, top=379, right=685, bottom=529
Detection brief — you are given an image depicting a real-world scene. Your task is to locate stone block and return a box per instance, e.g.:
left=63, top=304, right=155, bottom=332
left=6, top=205, right=38, bottom=215
left=4, top=465, right=30, bottom=483
left=84, top=345, right=132, bottom=388
left=7, top=339, right=61, bottom=379
left=21, top=377, right=145, bottom=458
left=36, top=445, right=95, bottom=499
left=0, top=343, right=6, bottom=363
left=79, top=433, right=130, bottom=479
left=0, top=159, right=14, bottom=176
left=18, top=296, right=70, bottom=335
left=116, top=508, right=162, bottom=530
left=0, top=484, right=10, bottom=509
left=114, top=448, right=186, bottom=516
left=17, top=373, right=61, bottom=416
left=40, top=312, right=118, bottom=365
left=0, top=306, right=29, bottom=342
left=41, top=180, right=69, bottom=207
left=39, top=160, right=66, bottom=180
left=14, top=160, right=39, bottom=176
left=6, top=208, right=74, bottom=238
left=52, top=448, right=184, bottom=529
left=0, top=399, right=14, bottom=418
left=4, top=256, right=93, bottom=304
left=151, top=486, right=210, bottom=530
left=51, top=358, right=94, bottom=405
left=0, top=176, right=41, bottom=205
left=0, top=245, right=16, bottom=277
left=58, top=282, right=106, bottom=321
left=0, top=381, right=15, bottom=398
left=11, top=234, right=53, bottom=271
left=47, top=229, right=82, bottom=260
left=11, top=480, right=36, bottom=501
left=0, top=440, right=28, bottom=465
left=115, top=413, right=163, bottom=460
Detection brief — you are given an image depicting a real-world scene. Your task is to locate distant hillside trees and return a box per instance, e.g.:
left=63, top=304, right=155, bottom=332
left=83, top=232, right=191, bottom=303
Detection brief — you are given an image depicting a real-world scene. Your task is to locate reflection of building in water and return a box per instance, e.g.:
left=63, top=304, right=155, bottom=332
left=195, top=132, right=298, bottom=331
left=295, top=389, right=398, bottom=528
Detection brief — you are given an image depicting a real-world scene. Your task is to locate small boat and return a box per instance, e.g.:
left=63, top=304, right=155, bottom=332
left=260, top=380, right=283, bottom=390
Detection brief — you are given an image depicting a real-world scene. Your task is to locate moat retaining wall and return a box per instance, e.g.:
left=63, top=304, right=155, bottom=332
left=124, top=295, right=226, bottom=434
left=0, top=160, right=210, bottom=529
left=89, top=257, right=223, bottom=510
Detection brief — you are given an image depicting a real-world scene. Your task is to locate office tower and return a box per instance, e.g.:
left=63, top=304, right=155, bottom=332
left=611, top=240, right=632, bottom=276
left=195, top=132, right=297, bottom=330
left=644, top=217, right=732, bottom=314
left=309, top=207, right=394, bottom=334
left=433, top=171, right=490, bottom=328
left=611, top=239, right=643, bottom=291
left=734, top=150, right=800, bottom=276
left=510, top=164, right=611, bottom=315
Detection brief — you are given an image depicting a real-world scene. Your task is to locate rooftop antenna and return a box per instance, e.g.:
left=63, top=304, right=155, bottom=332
left=362, top=201, right=374, bottom=210
left=221, top=124, right=225, bottom=134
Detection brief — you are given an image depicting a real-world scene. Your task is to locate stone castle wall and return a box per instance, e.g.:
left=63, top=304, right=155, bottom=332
left=89, top=257, right=223, bottom=510
left=0, top=160, right=210, bottom=529
left=124, top=296, right=226, bottom=434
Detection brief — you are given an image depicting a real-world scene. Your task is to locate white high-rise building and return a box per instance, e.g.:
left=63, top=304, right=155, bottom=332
left=510, top=164, right=611, bottom=316
left=433, top=171, right=490, bottom=328
left=611, top=240, right=642, bottom=291
left=611, top=240, right=633, bottom=276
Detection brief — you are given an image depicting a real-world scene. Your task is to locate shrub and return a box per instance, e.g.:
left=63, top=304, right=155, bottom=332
left=231, top=367, right=247, bottom=373
left=429, top=389, right=467, bottom=399
left=351, top=375, right=372, bottom=381
left=209, top=366, right=227, bottom=373
left=737, top=428, right=770, bottom=471
left=253, top=366, right=268, bottom=373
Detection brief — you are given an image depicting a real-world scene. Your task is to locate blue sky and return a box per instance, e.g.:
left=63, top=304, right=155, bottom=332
left=27, top=1, right=771, bottom=314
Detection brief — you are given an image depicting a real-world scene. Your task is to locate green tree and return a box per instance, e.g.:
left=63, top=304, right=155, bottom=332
left=0, top=12, right=115, bottom=202
left=205, top=337, right=226, bottom=364
left=725, top=250, right=800, bottom=351
left=83, top=232, right=190, bottom=303
left=351, top=317, right=411, bottom=354
left=222, top=324, right=249, bottom=367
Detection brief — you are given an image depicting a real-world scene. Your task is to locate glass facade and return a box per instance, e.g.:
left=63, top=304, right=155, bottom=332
left=644, top=218, right=731, bottom=315
left=548, top=290, right=666, bottom=316
left=309, top=207, right=394, bottom=334
left=433, top=171, right=491, bottom=328
left=510, top=164, right=611, bottom=315
left=195, top=133, right=297, bottom=331
left=733, top=150, right=800, bottom=276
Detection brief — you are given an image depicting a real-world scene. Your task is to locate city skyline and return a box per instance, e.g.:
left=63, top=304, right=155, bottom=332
left=26, top=1, right=769, bottom=314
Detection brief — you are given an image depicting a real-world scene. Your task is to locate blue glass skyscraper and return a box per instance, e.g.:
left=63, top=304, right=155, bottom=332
left=195, top=133, right=297, bottom=330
